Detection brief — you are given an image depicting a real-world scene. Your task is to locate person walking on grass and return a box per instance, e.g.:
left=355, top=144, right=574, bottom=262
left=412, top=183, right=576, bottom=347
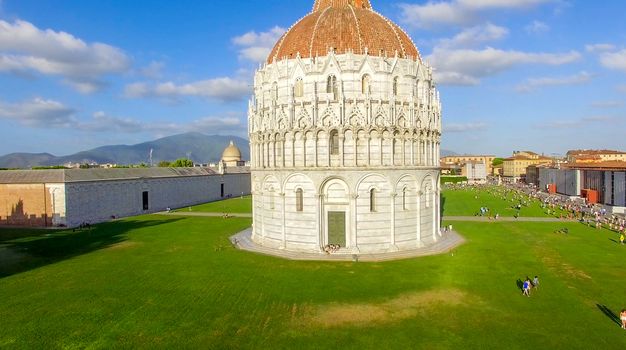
left=621, top=309, right=626, bottom=329
left=522, top=279, right=531, bottom=297
left=620, top=233, right=625, bottom=245
left=532, top=276, right=539, bottom=289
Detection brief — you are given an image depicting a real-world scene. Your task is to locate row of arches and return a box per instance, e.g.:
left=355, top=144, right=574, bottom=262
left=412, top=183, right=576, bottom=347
left=251, top=128, right=441, bottom=169
left=254, top=110, right=439, bottom=133
left=251, top=172, right=440, bottom=252
left=276, top=75, right=432, bottom=100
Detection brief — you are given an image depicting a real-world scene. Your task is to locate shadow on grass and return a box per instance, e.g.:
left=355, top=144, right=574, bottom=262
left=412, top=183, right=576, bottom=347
left=516, top=279, right=523, bottom=291
left=597, top=304, right=621, bottom=326
left=0, top=218, right=182, bottom=279
left=608, top=238, right=618, bottom=244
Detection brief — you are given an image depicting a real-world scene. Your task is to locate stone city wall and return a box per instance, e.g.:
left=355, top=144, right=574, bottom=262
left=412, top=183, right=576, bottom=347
left=64, top=173, right=250, bottom=227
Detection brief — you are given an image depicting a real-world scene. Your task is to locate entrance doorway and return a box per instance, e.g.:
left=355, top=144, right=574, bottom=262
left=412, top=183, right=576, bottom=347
left=142, top=191, right=149, bottom=211
left=327, top=211, right=346, bottom=247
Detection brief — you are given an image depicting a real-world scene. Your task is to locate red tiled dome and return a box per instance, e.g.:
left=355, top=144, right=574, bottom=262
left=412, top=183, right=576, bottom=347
left=267, top=0, right=421, bottom=63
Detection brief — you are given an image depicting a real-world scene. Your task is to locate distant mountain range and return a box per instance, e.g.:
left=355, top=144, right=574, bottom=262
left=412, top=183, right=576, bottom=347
left=0, top=133, right=250, bottom=169
left=440, top=149, right=457, bottom=157
left=0, top=132, right=459, bottom=169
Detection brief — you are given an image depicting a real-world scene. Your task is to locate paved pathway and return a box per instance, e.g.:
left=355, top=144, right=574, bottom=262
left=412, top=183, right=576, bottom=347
left=230, top=229, right=466, bottom=262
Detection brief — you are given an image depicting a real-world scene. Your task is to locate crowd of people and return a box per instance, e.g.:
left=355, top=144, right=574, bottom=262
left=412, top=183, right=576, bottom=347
left=445, top=181, right=626, bottom=237
left=323, top=244, right=341, bottom=254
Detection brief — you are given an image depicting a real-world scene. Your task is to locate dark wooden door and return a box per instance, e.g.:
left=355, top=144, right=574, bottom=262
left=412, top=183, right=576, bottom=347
left=327, top=211, right=346, bottom=247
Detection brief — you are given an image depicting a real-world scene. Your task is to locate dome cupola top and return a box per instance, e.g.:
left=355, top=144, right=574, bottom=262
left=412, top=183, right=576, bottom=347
left=268, top=0, right=420, bottom=64
left=222, top=141, right=242, bottom=162
left=313, top=0, right=372, bottom=11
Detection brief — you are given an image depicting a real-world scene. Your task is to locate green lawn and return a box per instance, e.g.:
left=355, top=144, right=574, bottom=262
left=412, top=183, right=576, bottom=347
left=1, top=210, right=626, bottom=348
left=174, top=195, right=252, bottom=214
left=442, top=186, right=566, bottom=217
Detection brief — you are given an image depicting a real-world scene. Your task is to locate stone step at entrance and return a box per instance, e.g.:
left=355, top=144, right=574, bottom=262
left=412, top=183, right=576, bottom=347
left=230, top=229, right=465, bottom=262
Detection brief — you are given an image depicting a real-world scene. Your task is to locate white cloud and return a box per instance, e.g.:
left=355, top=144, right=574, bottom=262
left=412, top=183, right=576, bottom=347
left=78, top=111, right=245, bottom=135
left=598, top=49, right=626, bottom=72
left=124, top=77, right=250, bottom=102
left=438, top=23, right=508, bottom=48
left=400, top=0, right=555, bottom=28
left=0, top=98, right=245, bottom=135
left=591, top=101, right=624, bottom=108
left=428, top=47, right=580, bottom=85
left=516, top=71, right=592, bottom=93
left=581, top=115, right=617, bottom=122
left=533, top=115, right=619, bottom=129
left=0, top=19, right=130, bottom=93
left=232, top=26, right=286, bottom=62
left=586, top=44, right=626, bottom=73
left=400, top=2, right=473, bottom=28
left=444, top=122, right=488, bottom=133
left=139, top=61, right=165, bottom=79
left=434, top=72, right=480, bottom=85
left=460, top=0, right=554, bottom=10
left=0, top=98, right=76, bottom=128
left=585, top=43, right=616, bottom=53
left=77, top=111, right=145, bottom=133
left=525, top=20, right=550, bottom=34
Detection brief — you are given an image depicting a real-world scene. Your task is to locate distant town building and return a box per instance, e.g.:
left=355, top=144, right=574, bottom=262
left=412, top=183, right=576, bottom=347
left=0, top=167, right=251, bottom=228
left=492, top=164, right=504, bottom=177
left=461, top=162, right=487, bottom=184
left=503, top=151, right=552, bottom=182
left=531, top=161, right=626, bottom=213
left=566, top=149, right=626, bottom=163
left=441, top=155, right=496, bottom=175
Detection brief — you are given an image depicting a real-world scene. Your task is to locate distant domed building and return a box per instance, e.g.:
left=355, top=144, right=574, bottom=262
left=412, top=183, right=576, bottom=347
left=248, top=0, right=442, bottom=253
left=221, top=141, right=245, bottom=167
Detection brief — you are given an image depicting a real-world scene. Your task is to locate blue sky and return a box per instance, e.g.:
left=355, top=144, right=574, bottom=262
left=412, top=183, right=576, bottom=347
left=0, top=0, right=624, bottom=157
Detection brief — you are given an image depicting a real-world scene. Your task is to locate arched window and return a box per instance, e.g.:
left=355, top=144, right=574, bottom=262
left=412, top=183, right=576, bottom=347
left=269, top=188, right=275, bottom=210
left=361, top=74, right=371, bottom=94
left=296, top=188, right=303, bottom=212
left=294, top=78, right=304, bottom=97
left=392, top=76, right=399, bottom=96
left=370, top=188, right=376, bottom=212
left=327, top=75, right=338, bottom=100
left=402, top=188, right=407, bottom=210
left=330, top=130, right=340, bottom=155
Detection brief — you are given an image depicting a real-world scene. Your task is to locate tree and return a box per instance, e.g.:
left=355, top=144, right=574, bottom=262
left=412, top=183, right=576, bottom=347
left=158, top=161, right=172, bottom=167
left=492, top=158, right=504, bottom=166
left=171, top=158, right=194, bottom=167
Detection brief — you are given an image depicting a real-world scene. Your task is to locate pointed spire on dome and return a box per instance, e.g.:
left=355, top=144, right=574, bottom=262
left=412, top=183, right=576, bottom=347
left=313, top=0, right=372, bottom=12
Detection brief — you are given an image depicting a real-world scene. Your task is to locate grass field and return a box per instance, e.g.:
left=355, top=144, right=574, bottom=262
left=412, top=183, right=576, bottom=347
left=441, top=186, right=565, bottom=217
left=1, top=190, right=626, bottom=349
left=177, top=187, right=559, bottom=218
left=173, top=195, right=252, bottom=214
